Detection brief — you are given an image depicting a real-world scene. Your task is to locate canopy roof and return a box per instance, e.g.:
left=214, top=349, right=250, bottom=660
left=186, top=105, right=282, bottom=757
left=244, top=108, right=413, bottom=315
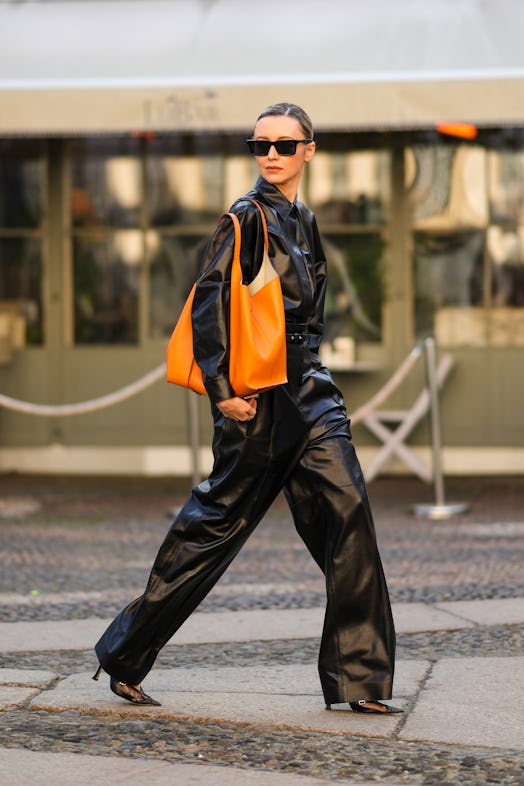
left=1, top=0, right=524, bottom=135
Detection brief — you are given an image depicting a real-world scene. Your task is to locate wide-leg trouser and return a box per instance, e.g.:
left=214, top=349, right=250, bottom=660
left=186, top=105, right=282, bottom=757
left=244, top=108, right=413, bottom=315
left=95, top=343, right=396, bottom=705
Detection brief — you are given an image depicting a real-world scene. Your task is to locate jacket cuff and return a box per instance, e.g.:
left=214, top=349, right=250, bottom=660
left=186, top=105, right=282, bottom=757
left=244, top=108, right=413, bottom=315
left=204, top=374, right=236, bottom=405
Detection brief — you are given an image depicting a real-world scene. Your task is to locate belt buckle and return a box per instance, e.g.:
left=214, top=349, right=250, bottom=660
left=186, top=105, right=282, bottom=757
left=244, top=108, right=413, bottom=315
left=289, top=332, right=304, bottom=344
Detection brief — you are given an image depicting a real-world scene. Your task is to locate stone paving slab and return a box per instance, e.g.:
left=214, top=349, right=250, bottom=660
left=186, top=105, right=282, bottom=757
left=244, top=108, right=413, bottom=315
left=400, top=656, right=524, bottom=751
left=29, top=662, right=417, bottom=737
left=0, top=668, right=56, bottom=688
left=0, top=748, right=363, bottom=786
left=434, top=597, right=524, bottom=626
left=0, top=590, right=124, bottom=606
left=32, top=659, right=424, bottom=703
left=391, top=602, right=476, bottom=632
left=88, top=660, right=425, bottom=698
left=0, top=583, right=326, bottom=606
left=0, top=686, right=38, bottom=710
left=0, top=618, right=108, bottom=653
left=3, top=598, right=522, bottom=653
left=0, top=669, right=55, bottom=710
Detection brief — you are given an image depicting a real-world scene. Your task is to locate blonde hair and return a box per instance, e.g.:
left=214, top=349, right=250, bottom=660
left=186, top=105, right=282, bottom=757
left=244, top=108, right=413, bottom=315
left=255, top=103, right=314, bottom=139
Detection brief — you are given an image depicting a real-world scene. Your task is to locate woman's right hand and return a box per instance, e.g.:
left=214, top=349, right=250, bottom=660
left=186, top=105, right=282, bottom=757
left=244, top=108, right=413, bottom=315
left=217, top=396, right=258, bottom=422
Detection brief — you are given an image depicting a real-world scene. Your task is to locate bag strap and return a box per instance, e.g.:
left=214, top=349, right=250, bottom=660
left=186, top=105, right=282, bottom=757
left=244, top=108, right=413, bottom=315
left=224, top=211, right=242, bottom=290
left=219, top=199, right=269, bottom=286
left=246, top=198, right=269, bottom=252
left=224, top=211, right=241, bottom=255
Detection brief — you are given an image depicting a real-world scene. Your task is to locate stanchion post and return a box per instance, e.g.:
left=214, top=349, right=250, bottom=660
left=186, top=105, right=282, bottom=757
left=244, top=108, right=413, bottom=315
left=413, top=337, right=469, bottom=520
left=426, top=337, right=445, bottom=507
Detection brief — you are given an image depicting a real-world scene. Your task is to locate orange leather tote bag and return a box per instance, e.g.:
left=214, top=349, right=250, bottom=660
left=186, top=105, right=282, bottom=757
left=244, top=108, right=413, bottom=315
left=166, top=201, right=287, bottom=398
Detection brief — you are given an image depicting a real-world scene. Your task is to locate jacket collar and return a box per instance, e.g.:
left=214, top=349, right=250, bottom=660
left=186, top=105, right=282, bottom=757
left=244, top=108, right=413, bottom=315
left=253, top=177, right=296, bottom=220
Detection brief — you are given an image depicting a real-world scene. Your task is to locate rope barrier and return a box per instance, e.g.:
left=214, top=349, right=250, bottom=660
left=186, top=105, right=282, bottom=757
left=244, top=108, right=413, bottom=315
left=0, top=363, right=166, bottom=417
left=1, top=341, right=455, bottom=494
left=0, top=339, right=463, bottom=511
left=0, top=344, right=425, bottom=421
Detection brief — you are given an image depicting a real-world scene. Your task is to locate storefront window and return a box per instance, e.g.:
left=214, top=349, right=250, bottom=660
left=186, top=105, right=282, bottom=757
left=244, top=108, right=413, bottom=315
left=307, top=149, right=390, bottom=365
left=71, top=138, right=142, bottom=228
left=322, top=233, right=385, bottom=343
left=70, top=139, right=142, bottom=344
left=308, top=150, right=390, bottom=225
left=147, top=232, right=206, bottom=339
left=69, top=136, right=391, bottom=351
left=0, top=147, right=44, bottom=229
left=406, top=145, right=487, bottom=230
left=0, top=141, right=45, bottom=349
left=489, top=150, right=524, bottom=224
left=409, top=142, right=524, bottom=346
left=73, top=232, right=140, bottom=344
left=147, top=153, right=223, bottom=225
left=414, top=231, right=486, bottom=344
left=145, top=140, right=259, bottom=339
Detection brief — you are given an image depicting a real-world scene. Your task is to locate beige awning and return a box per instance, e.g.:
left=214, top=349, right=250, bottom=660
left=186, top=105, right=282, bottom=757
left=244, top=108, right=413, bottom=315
left=1, top=0, right=524, bottom=135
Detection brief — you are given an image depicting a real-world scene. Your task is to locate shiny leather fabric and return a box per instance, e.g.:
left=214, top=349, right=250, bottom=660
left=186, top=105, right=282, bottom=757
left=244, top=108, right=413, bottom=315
left=192, top=177, right=327, bottom=404
left=95, top=179, right=396, bottom=705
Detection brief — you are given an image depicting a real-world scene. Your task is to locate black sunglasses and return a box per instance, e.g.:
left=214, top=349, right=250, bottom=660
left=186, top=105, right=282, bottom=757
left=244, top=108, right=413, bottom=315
left=246, top=138, right=313, bottom=157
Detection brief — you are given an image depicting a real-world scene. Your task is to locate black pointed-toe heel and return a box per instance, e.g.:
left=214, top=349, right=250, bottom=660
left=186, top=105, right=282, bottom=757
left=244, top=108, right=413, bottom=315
left=110, top=678, right=161, bottom=706
left=349, top=700, right=403, bottom=714
left=92, top=664, right=103, bottom=681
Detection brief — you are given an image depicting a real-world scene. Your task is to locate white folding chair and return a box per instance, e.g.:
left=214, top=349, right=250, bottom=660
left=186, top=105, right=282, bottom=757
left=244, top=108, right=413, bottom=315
left=351, top=348, right=454, bottom=482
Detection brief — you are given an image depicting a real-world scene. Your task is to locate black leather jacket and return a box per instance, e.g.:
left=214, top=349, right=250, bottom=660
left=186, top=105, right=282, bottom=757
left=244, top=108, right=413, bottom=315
left=192, top=177, right=327, bottom=404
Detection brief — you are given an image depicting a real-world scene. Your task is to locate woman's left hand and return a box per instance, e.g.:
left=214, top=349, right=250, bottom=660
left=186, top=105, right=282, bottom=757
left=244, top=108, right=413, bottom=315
left=217, top=396, right=258, bottom=422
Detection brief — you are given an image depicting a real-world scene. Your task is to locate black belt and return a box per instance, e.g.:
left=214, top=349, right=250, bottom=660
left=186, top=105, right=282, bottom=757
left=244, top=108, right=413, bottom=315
left=285, top=324, right=308, bottom=344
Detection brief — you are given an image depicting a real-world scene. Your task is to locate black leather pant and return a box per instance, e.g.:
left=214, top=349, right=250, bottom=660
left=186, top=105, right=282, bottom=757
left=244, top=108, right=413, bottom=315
left=95, top=338, right=396, bottom=704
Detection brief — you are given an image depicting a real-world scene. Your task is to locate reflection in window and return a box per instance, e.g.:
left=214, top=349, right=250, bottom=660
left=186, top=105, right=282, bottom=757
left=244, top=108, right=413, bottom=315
left=223, top=156, right=259, bottom=209
left=320, top=233, right=385, bottom=367
left=489, top=150, right=524, bottom=224
left=147, top=137, right=260, bottom=226
left=148, top=233, right=207, bottom=339
left=415, top=228, right=524, bottom=347
left=410, top=142, right=524, bottom=347
left=0, top=238, right=43, bottom=345
left=486, top=225, right=524, bottom=345
left=73, top=232, right=140, bottom=344
left=148, top=155, right=229, bottom=225
left=146, top=145, right=260, bottom=339
left=406, top=145, right=487, bottom=230
left=0, top=145, right=44, bottom=229
left=488, top=226, right=524, bottom=307
left=304, top=149, right=390, bottom=367
left=308, top=151, right=389, bottom=225
left=69, top=136, right=394, bottom=349
left=414, top=232, right=485, bottom=345
left=71, top=139, right=142, bottom=228
left=0, top=141, right=45, bottom=349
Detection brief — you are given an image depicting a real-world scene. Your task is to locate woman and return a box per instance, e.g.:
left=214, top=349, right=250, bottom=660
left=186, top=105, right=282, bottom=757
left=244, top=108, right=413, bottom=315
left=94, top=103, right=401, bottom=715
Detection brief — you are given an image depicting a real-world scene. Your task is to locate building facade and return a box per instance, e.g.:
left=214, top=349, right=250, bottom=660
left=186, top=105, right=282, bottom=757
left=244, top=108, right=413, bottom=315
left=1, top=1, right=523, bottom=476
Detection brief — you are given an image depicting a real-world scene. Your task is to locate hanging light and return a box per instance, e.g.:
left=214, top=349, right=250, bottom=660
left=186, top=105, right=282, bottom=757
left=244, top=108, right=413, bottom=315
left=436, top=123, right=478, bottom=140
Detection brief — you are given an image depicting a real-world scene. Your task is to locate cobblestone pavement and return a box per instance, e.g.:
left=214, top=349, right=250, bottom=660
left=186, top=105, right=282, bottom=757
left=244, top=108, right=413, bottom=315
left=0, top=473, right=523, bottom=785
left=1, top=474, right=523, bottom=610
